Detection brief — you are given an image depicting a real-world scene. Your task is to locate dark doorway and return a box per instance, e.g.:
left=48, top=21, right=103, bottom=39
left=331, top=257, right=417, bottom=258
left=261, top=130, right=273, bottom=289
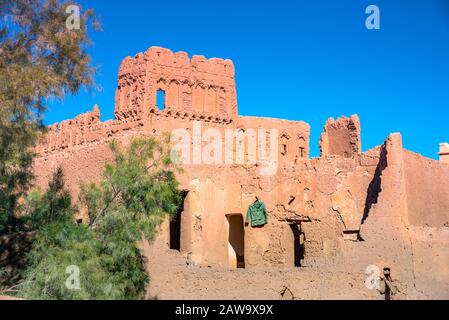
left=169, top=191, right=187, bottom=251
left=169, top=210, right=181, bottom=251
left=227, top=214, right=245, bottom=268
left=290, top=224, right=304, bottom=267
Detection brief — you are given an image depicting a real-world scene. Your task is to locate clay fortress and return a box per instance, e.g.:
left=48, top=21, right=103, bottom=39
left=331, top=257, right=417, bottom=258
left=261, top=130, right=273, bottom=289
left=33, top=47, right=449, bottom=299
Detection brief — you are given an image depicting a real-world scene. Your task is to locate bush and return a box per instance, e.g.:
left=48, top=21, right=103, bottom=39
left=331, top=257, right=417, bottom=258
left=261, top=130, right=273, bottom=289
left=15, top=137, right=182, bottom=299
left=18, top=220, right=119, bottom=299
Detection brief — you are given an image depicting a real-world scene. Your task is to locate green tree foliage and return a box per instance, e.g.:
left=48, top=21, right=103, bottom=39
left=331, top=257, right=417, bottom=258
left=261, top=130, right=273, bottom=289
left=0, top=1, right=182, bottom=299
left=83, top=137, right=183, bottom=239
left=0, top=167, right=73, bottom=288
left=80, top=137, right=183, bottom=298
left=18, top=221, right=117, bottom=299
left=17, top=208, right=115, bottom=298
left=0, top=0, right=97, bottom=294
left=25, top=167, right=74, bottom=228
left=0, top=0, right=98, bottom=232
left=14, top=167, right=127, bottom=299
left=15, top=137, right=183, bottom=299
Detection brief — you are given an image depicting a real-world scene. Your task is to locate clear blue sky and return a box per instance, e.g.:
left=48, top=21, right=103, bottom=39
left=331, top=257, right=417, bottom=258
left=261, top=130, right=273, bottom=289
left=45, top=0, right=449, bottom=159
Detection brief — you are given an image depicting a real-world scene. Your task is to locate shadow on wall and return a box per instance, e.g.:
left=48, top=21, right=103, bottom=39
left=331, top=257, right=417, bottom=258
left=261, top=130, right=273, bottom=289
left=362, top=143, right=388, bottom=224
left=169, top=191, right=188, bottom=251
left=289, top=224, right=305, bottom=267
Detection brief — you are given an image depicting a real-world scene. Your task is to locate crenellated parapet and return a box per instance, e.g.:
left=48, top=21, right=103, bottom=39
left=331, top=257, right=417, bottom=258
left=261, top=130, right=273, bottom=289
left=114, top=46, right=237, bottom=122
left=36, top=105, right=144, bottom=154
left=37, top=105, right=100, bottom=152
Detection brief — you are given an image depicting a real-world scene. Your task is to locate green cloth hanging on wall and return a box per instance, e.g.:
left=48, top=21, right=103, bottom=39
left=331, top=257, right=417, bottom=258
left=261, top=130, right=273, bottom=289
left=245, top=200, right=267, bottom=227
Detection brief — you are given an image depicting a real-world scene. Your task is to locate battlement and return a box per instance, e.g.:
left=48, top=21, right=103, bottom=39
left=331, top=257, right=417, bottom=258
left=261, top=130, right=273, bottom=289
left=114, top=46, right=238, bottom=121
left=36, top=104, right=144, bottom=154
